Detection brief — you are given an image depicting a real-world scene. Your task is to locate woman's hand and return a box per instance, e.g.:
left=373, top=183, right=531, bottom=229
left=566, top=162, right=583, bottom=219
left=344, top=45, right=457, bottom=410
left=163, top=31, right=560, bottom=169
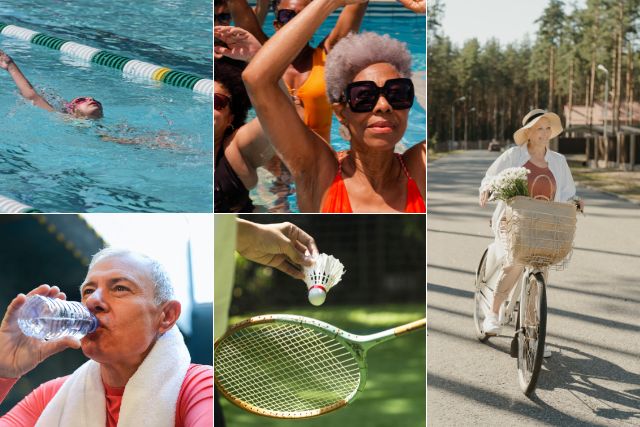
left=214, top=26, right=262, bottom=62
left=479, top=190, right=490, bottom=207
left=0, top=285, right=81, bottom=379
left=0, top=50, right=15, bottom=70
left=395, top=0, right=425, bottom=13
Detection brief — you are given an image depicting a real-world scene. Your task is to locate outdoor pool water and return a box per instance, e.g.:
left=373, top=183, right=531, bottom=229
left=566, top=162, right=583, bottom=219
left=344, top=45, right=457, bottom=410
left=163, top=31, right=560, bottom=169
left=249, top=4, right=426, bottom=212
left=0, top=0, right=212, bottom=212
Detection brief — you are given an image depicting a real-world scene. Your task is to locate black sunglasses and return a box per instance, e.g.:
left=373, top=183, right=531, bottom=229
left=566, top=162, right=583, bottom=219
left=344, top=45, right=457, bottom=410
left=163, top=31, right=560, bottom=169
left=215, top=13, right=232, bottom=24
left=343, top=78, right=414, bottom=113
left=214, top=93, right=231, bottom=111
left=276, top=9, right=297, bottom=25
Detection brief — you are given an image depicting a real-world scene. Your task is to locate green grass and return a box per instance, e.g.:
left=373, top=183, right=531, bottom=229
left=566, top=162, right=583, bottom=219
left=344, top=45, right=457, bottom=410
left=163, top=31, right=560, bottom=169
left=218, top=304, right=426, bottom=427
left=568, top=159, right=640, bottom=203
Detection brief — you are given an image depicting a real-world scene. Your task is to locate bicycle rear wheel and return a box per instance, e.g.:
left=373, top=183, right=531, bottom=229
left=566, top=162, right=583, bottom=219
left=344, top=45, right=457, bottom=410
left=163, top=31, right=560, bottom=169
left=473, top=248, right=491, bottom=342
left=517, top=272, right=547, bottom=396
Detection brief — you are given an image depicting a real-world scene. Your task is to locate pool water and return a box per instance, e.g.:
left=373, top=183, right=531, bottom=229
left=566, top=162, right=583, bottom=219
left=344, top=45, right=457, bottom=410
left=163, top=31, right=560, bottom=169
left=0, top=0, right=212, bottom=212
left=0, top=0, right=211, bottom=76
left=248, top=5, right=426, bottom=212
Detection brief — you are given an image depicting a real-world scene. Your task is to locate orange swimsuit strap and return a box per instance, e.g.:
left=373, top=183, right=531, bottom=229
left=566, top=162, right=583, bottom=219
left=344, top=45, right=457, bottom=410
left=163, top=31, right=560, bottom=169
left=320, top=153, right=425, bottom=213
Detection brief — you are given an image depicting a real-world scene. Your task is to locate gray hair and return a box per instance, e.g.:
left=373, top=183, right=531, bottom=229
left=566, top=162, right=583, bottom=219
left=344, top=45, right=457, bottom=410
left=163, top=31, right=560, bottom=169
left=87, top=247, right=174, bottom=305
left=325, top=32, right=413, bottom=103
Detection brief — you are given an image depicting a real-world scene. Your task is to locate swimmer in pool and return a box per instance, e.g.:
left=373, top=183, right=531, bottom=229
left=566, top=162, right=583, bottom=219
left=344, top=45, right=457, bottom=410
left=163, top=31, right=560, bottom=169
left=0, top=49, right=103, bottom=119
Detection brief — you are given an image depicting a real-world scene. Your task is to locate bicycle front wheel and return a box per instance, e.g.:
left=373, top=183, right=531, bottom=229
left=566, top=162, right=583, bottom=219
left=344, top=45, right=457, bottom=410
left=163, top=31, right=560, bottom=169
left=517, top=272, right=547, bottom=396
left=473, top=248, right=491, bottom=342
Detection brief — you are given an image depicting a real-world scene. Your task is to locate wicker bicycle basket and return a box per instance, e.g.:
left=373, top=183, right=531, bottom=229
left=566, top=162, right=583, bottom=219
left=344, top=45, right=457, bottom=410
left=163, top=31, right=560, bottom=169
left=502, top=196, right=577, bottom=268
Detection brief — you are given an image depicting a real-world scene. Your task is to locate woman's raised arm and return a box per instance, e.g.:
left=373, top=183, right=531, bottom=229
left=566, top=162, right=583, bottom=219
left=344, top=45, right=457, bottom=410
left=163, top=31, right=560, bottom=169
left=242, top=0, right=361, bottom=186
left=321, top=2, right=368, bottom=52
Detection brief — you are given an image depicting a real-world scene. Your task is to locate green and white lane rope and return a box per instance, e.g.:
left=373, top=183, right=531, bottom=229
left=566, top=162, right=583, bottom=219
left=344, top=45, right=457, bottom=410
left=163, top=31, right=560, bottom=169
left=0, top=195, right=38, bottom=213
left=0, top=23, right=213, bottom=97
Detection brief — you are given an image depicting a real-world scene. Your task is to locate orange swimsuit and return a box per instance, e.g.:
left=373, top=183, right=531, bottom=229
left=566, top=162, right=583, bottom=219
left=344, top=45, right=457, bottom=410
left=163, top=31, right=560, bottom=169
left=320, top=154, right=426, bottom=213
left=288, top=46, right=333, bottom=142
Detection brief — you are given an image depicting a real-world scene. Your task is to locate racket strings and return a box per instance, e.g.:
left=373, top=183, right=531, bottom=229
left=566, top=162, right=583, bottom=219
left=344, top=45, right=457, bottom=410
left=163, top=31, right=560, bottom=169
left=215, top=323, right=361, bottom=415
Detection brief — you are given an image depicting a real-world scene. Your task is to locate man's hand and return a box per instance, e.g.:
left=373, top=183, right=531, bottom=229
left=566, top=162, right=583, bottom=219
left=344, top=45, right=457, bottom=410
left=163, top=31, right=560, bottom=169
left=0, top=285, right=81, bottom=379
left=236, top=220, right=319, bottom=279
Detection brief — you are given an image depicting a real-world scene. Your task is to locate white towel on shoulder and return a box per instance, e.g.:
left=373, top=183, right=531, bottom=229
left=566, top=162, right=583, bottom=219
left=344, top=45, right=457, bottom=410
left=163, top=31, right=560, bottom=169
left=35, top=326, right=190, bottom=427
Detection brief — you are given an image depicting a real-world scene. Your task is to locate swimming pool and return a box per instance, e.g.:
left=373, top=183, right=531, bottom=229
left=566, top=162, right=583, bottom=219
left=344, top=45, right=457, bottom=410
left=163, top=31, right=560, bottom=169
left=0, top=0, right=212, bottom=212
left=247, top=4, right=426, bottom=212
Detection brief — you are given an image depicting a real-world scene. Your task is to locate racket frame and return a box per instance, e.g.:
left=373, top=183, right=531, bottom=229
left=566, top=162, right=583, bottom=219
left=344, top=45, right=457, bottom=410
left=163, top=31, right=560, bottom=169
left=214, top=314, right=426, bottom=419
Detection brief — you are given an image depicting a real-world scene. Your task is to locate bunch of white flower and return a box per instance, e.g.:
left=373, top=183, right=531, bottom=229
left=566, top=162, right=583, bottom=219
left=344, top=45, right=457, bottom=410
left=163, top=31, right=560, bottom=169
left=489, top=167, right=530, bottom=201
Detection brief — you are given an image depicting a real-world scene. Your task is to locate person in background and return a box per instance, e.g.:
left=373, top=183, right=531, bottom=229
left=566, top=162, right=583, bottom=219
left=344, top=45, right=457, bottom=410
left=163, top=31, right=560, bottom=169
left=214, top=0, right=232, bottom=26
left=226, top=0, right=368, bottom=143
left=214, top=54, right=275, bottom=213
left=216, top=0, right=270, bottom=27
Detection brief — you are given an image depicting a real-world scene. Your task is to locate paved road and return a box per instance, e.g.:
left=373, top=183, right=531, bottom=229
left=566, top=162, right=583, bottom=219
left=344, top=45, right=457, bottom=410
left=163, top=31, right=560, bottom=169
left=427, top=150, right=640, bottom=426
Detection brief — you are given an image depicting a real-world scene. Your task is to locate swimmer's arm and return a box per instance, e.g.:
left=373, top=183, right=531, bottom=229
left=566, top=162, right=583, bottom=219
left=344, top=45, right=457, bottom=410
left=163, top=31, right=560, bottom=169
left=253, top=0, right=270, bottom=27
left=321, top=2, right=368, bottom=52
left=94, top=128, right=141, bottom=145
left=98, top=135, right=140, bottom=145
left=227, top=0, right=269, bottom=44
left=97, top=130, right=179, bottom=149
left=4, top=62, right=55, bottom=112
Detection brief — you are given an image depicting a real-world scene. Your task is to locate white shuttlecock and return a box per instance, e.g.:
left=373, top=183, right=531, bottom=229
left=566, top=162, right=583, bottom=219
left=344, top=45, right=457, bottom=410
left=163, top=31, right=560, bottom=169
left=303, top=253, right=345, bottom=306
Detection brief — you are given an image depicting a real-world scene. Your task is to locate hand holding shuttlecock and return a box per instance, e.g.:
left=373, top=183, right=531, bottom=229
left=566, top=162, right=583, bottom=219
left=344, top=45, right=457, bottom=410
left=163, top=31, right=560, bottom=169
left=303, top=253, right=345, bottom=306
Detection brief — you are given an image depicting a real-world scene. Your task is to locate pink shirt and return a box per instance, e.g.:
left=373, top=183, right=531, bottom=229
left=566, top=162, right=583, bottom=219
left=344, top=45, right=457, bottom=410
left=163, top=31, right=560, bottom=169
left=0, top=364, right=212, bottom=427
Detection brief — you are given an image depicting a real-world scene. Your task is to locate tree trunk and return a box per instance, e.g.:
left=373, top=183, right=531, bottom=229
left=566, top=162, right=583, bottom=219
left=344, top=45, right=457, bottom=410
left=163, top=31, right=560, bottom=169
left=628, top=40, right=635, bottom=125
left=588, top=58, right=596, bottom=128
left=493, top=94, right=498, bottom=140
left=548, top=46, right=555, bottom=111
left=627, top=47, right=635, bottom=125
left=568, top=57, right=574, bottom=127
left=614, top=1, right=623, bottom=132
left=587, top=0, right=600, bottom=129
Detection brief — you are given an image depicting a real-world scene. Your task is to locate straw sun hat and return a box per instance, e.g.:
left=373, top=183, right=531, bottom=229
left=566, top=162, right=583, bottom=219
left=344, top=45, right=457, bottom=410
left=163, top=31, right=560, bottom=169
left=513, top=109, right=563, bottom=145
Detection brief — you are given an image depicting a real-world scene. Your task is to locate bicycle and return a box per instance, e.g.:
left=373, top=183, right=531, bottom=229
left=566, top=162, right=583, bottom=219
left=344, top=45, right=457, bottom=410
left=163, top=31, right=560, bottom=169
left=473, top=196, right=578, bottom=396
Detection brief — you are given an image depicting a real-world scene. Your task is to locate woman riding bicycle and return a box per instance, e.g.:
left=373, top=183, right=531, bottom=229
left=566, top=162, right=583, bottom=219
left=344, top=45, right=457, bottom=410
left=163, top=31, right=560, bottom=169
left=478, top=109, right=583, bottom=335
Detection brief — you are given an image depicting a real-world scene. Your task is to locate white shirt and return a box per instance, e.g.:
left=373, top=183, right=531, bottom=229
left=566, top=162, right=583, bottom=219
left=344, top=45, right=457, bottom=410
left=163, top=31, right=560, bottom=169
left=480, top=144, right=576, bottom=243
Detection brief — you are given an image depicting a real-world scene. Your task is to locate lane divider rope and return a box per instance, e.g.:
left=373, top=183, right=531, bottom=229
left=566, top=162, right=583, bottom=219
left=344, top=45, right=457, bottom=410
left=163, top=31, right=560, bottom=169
left=0, top=23, right=213, bottom=96
left=0, top=195, right=38, bottom=213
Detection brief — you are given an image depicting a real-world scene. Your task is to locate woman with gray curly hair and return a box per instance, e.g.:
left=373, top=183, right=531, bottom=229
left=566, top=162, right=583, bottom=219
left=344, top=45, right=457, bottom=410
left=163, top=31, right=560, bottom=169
left=242, top=0, right=425, bottom=212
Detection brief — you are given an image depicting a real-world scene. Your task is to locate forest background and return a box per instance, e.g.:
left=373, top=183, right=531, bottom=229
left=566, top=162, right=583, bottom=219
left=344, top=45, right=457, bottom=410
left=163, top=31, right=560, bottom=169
left=428, top=0, right=640, bottom=145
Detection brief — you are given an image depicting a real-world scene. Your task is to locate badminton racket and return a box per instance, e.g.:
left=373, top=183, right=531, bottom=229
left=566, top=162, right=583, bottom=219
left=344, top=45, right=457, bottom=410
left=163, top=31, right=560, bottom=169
left=214, top=314, right=425, bottom=419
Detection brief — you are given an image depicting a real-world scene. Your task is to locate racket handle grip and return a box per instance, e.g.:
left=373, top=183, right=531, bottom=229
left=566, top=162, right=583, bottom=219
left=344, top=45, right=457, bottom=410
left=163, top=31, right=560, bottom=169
left=394, top=318, right=426, bottom=336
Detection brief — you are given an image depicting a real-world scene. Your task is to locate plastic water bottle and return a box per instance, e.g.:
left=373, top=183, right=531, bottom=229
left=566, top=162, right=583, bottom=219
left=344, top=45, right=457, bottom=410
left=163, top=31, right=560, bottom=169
left=17, top=295, right=98, bottom=340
